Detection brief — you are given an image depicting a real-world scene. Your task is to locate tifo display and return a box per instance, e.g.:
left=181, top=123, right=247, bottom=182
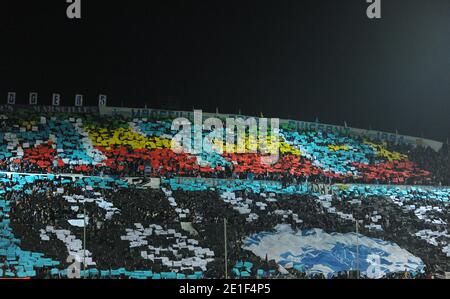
left=0, top=108, right=449, bottom=279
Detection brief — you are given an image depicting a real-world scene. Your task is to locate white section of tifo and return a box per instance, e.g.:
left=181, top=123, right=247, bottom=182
left=415, top=230, right=450, bottom=257
left=180, top=222, right=199, bottom=236
left=40, top=226, right=96, bottom=266
left=121, top=223, right=214, bottom=271
left=143, top=178, right=161, bottom=189
left=61, top=193, right=119, bottom=221
left=220, top=191, right=259, bottom=222
left=316, top=195, right=355, bottom=221
left=161, top=187, right=190, bottom=220
left=3, top=133, right=20, bottom=158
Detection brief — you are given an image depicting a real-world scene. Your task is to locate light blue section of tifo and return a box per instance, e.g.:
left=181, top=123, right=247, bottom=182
left=164, top=178, right=309, bottom=195
left=48, top=119, right=96, bottom=165
left=243, top=227, right=425, bottom=278
left=281, top=130, right=377, bottom=175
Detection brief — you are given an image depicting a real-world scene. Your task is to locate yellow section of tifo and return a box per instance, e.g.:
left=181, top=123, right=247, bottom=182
left=328, top=145, right=349, bottom=151
left=21, top=120, right=38, bottom=131
left=86, top=126, right=301, bottom=155
left=213, top=135, right=301, bottom=155
left=365, top=141, right=407, bottom=161
left=85, top=126, right=172, bottom=150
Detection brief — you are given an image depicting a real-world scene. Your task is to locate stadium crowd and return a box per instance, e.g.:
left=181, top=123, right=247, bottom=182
left=1, top=110, right=449, bottom=279
left=3, top=173, right=447, bottom=279
left=0, top=112, right=448, bottom=187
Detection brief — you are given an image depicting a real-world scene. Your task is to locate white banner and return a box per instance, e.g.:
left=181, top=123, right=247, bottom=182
left=75, top=94, right=83, bottom=107
left=7, top=92, right=16, bottom=105
left=98, top=94, right=107, bottom=107
left=52, top=93, right=61, bottom=106
left=29, top=92, right=38, bottom=105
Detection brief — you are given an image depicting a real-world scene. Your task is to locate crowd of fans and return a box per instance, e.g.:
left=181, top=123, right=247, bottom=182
left=0, top=110, right=449, bottom=279
left=1, top=172, right=448, bottom=279
left=0, top=111, right=448, bottom=186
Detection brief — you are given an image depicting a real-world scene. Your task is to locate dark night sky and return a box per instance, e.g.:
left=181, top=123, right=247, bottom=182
left=1, top=0, right=449, bottom=141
